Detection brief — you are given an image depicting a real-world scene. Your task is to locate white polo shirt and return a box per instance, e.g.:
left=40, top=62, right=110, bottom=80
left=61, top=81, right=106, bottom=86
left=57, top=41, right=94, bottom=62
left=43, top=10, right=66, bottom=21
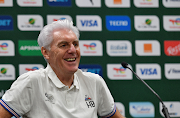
left=0, top=64, right=116, bottom=118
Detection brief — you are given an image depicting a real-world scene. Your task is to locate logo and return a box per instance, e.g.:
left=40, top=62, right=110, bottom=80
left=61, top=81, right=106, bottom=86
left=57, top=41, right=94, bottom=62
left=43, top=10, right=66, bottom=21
left=107, top=64, right=132, bottom=80
left=136, top=64, right=161, bottom=80
left=47, top=15, right=72, bottom=24
left=163, top=16, right=180, bottom=31
left=135, top=40, right=160, bottom=56
left=0, top=15, right=13, bottom=30
left=45, top=93, right=55, bottom=104
left=163, top=0, right=180, bottom=8
left=76, top=0, right=101, bottom=7
left=0, top=0, right=13, bottom=7
left=130, top=102, right=155, bottom=117
left=106, top=16, right=131, bottom=31
left=134, top=0, right=159, bottom=8
left=0, top=64, right=15, bottom=80
left=79, top=64, right=103, bottom=77
left=0, top=40, right=14, bottom=56
left=18, top=40, right=42, bottom=56
left=47, top=0, right=71, bottom=6
left=105, top=0, right=130, bottom=8
left=134, top=15, right=160, bottom=31
left=160, top=102, right=180, bottom=117
left=164, top=40, right=180, bottom=56
left=165, top=63, right=180, bottom=79
left=85, top=95, right=95, bottom=108
left=115, top=102, right=125, bottom=117
left=79, top=40, right=102, bottom=56
left=17, top=15, right=43, bottom=31
left=76, top=15, right=102, bottom=31
left=17, top=0, right=43, bottom=7
left=19, top=64, right=44, bottom=75
left=106, top=40, right=132, bottom=56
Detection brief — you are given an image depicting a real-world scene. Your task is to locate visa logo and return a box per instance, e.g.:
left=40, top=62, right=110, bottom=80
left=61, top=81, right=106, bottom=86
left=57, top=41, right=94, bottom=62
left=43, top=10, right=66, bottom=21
left=140, top=68, right=157, bottom=75
left=81, top=20, right=98, bottom=27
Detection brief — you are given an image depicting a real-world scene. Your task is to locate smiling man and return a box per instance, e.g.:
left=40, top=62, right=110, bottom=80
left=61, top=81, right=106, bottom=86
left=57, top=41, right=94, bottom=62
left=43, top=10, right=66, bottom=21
left=0, top=20, right=125, bottom=118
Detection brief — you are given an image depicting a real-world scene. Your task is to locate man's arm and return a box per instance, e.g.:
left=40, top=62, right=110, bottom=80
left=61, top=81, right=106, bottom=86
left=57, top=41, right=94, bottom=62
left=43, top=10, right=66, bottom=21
left=110, top=108, right=126, bottom=118
left=0, top=104, right=13, bottom=118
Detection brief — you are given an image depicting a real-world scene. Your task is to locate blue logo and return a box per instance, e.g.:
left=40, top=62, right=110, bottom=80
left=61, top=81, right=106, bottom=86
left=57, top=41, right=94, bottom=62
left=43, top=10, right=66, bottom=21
left=79, top=64, right=103, bottom=77
left=129, top=102, right=155, bottom=117
left=81, top=20, right=98, bottom=27
left=0, top=16, right=13, bottom=30
left=106, top=16, right=131, bottom=31
left=140, top=68, right=157, bottom=75
left=47, top=0, right=71, bottom=6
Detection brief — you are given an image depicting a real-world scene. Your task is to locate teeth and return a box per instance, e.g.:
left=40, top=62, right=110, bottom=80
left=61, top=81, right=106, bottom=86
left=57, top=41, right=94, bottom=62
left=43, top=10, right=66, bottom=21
left=65, top=58, right=76, bottom=61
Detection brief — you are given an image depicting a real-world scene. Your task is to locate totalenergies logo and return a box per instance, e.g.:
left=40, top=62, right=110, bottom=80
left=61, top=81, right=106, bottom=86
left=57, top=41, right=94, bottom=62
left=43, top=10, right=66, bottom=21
left=169, top=18, right=180, bottom=25
left=0, top=43, right=8, bottom=50
left=83, top=43, right=96, bottom=50
left=25, top=67, right=39, bottom=71
left=113, top=67, right=126, bottom=74
left=53, top=17, right=66, bottom=21
left=28, top=18, right=36, bottom=25
left=1, top=68, right=7, bottom=74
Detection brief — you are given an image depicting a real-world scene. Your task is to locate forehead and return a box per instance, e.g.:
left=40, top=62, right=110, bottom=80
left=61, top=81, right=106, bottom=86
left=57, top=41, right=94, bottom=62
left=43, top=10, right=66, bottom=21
left=52, top=29, right=78, bottom=42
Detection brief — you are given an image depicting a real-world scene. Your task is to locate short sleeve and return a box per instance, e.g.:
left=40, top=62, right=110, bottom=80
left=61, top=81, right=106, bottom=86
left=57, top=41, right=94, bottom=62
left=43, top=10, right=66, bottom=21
left=97, top=76, right=116, bottom=117
left=0, top=73, right=33, bottom=117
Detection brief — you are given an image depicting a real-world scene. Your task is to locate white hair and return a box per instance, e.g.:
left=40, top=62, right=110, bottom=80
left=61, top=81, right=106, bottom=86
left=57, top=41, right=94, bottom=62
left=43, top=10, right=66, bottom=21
left=37, top=19, right=79, bottom=50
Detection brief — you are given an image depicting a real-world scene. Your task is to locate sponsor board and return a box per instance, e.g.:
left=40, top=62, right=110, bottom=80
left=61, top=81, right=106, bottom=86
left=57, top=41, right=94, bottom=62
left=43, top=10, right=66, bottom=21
left=0, top=0, right=13, bottom=6
left=106, top=40, right=132, bottom=56
left=164, top=40, right=180, bottom=56
left=136, top=64, right=161, bottom=80
left=105, top=0, right=130, bottom=8
left=18, top=40, right=42, bottom=56
left=19, top=64, right=44, bottom=75
left=75, top=0, right=101, bottom=7
left=47, top=15, right=72, bottom=24
left=17, top=15, right=43, bottom=31
left=134, top=15, right=160, bottom=31
left=163, top=0, right=180, bottom=8
left=165, top=63, right=180, bottom=79
left=0, top=15, right=13, bottom=30
left=79, top=64, right=103, bottom=77
left=160, top=102, right=180, bottom=117
left=79, top=40, right=102, bottom=56
left=129, top=102, right=155, bottom=117
left=76, top=15, right=102, bottom=31
left=106, top=16, right=131, bottom=31
left=17, top=0, right=43, bottom=7
left=0, top=40, right=14, bottom=56
left=134, top=0, right=159, bottom=8
left=115, top=102, right=125, bottom=117
left=107, top=64, right=132, bottom=80
left=163, top=16, right=180, bottom=31
left=0, top=64, right=15, bottom=80
left=47, top=0, right=71, bottom=6
left=135, top=40, right=160, bottom=56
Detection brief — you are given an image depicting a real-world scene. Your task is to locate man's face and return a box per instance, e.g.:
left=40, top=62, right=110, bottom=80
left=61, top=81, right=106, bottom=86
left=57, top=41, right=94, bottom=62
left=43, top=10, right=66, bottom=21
left=45, top=29, right=80, bottom=75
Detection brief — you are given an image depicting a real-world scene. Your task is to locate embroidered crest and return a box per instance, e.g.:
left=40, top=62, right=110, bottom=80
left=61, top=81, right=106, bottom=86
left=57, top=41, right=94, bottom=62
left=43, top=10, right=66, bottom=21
left=85, top=95, right=95, bottom=108
left=45, top=93, right=55, bottom=104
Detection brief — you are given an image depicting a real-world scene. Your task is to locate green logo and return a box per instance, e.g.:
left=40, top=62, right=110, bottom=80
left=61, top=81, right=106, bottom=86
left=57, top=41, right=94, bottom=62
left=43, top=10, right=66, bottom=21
left=19, top=40, right=42, bottom=56
left=29, top=18, right=35, bottom=25
left=1, top=68, right=7, bottom=74
left=145, top=19, right=152, bottom=25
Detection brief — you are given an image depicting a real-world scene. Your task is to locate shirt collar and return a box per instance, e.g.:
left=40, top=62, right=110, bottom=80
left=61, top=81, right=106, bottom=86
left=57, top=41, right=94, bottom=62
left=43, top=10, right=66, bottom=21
left=45, top=64, right=79, bottom=90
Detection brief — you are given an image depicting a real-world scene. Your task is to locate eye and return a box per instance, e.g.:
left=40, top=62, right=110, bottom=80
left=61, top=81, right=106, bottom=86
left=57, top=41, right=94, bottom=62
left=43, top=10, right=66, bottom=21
left=73, top=41, right=79, bottom=47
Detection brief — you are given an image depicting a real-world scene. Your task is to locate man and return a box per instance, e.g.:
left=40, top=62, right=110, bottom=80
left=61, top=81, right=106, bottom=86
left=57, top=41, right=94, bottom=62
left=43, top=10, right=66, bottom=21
left=0, top=20, right=125, bottom=118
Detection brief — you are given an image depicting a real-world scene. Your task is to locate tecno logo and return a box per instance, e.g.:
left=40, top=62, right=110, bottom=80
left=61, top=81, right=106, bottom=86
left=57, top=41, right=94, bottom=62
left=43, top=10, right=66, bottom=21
left=136, top=64, right=161, bottom=80
left=76, top=15, right=102, bottom=31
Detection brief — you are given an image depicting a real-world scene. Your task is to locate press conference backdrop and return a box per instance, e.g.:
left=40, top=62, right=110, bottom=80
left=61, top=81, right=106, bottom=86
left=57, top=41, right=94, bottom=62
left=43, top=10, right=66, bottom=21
left=0, top=0, right=180, bottom=118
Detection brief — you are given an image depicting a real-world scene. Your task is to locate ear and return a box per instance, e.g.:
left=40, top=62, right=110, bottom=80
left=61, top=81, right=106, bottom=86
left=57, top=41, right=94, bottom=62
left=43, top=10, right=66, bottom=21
left=41, top=46, right=50, bottom=60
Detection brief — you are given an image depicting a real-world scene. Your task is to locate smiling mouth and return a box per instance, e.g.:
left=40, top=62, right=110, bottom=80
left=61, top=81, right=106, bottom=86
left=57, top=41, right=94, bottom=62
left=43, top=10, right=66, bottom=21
left=65, top=58, right=76, bottom=62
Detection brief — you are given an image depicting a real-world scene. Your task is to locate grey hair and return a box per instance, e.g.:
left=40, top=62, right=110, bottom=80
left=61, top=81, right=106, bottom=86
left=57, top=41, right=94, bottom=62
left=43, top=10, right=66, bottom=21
left=37, top=19, right=79, bottom=51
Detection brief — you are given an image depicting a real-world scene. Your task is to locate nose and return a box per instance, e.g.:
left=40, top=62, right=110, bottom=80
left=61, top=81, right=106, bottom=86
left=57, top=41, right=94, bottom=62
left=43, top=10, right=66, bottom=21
left=68, top=44, right=76, bottom=53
